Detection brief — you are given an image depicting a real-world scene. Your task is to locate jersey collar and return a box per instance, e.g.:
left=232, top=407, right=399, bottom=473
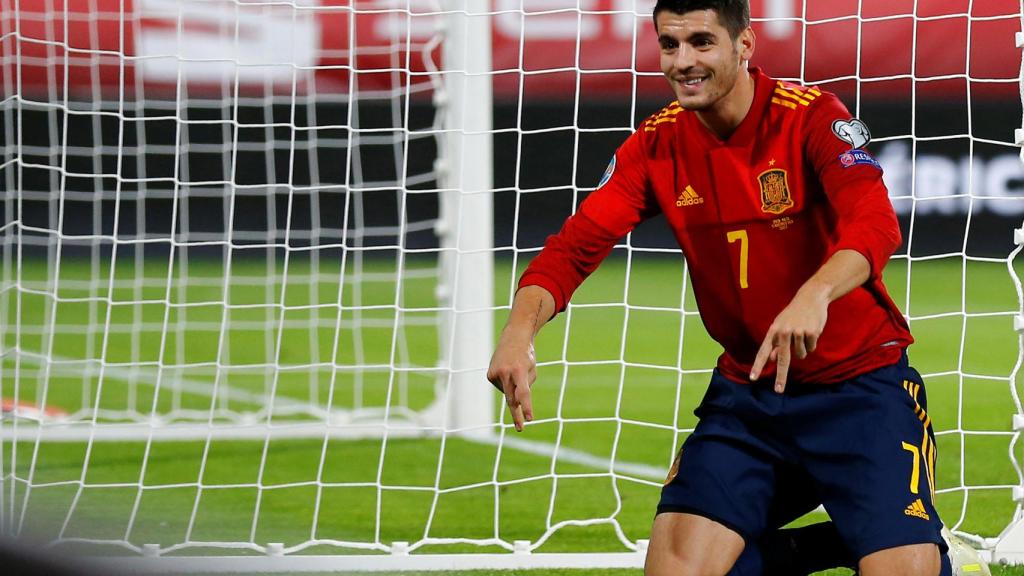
left=726, top=66, right=773, bottom=146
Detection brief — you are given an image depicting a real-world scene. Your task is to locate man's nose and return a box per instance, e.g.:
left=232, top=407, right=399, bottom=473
left=673, top=44, right=696, bottom=72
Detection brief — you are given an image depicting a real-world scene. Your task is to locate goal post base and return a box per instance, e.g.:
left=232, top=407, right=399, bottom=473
left=992, top=516, right=1024, bottom=565
left=0, top=397, right=499, bottom=443
left=102, top=549, right=650, bottom=573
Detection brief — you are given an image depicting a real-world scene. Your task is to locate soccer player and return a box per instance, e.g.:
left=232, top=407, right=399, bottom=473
left=487, top=0, right=967, bottom=574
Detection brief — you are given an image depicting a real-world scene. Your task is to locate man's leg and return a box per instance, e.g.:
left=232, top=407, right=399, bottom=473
left=655, top=371, right=788, bottom=575
left=761, top=521, right=857, bottom=574
left=761, top=531, right=944, bottom=576
left=744, top=464, right=854, bottom=575
left=789, top=355, right=951, bottom=576
left=766, top=522, right=978, bottom=575
left=646, top=512, right=744, bottom=576
left=763, top=521, right=957, bottom=575
left=860, top=543, right=942, bottom=576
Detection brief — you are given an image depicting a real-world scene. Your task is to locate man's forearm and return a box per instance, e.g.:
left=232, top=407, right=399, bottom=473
left=501, top=285, right=557, bottom=340
left=795, top=249, right=871, bottom=306
left=489, top=284, right=556, bottom=431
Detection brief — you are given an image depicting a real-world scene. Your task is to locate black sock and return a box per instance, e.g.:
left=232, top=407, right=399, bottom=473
left=761, top=521, right=856, bottom=575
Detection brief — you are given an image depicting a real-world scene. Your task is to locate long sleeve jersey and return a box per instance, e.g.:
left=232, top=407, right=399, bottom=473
left=519, top=68, right=912, bottom=385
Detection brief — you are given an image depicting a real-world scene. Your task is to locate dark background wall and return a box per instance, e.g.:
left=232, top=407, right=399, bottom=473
left=3, top=97, right=1022, bottom=259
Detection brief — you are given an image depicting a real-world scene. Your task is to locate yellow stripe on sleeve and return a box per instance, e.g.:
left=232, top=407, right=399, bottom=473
left=771, top=97, right=797, bottom=110
left=773, top=88, right=812, bottom=107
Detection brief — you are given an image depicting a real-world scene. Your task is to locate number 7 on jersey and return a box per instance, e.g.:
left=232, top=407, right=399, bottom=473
left=727, top=229, right=749, bottom=289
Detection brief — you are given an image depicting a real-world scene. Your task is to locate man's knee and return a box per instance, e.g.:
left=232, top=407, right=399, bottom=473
left=644, top=512, right=746, bottom=576
left=859, top=542, right=942, bottom=576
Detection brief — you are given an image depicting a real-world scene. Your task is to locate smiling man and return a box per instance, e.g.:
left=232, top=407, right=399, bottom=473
left=487, top=1, right=966, bottom=575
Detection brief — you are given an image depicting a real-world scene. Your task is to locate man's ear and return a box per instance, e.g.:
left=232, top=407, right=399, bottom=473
left=738, top=26, right=755, bottom=61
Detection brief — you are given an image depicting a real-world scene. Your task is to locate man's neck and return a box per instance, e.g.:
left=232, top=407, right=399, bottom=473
left=695, top=68, right=756, bottom=141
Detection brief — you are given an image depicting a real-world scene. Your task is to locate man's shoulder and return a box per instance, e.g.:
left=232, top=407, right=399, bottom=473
left=631, top=101, right=687, bottom=159
left=760, top=75, right=852, bottom=143
left=639, top=100, right=684, bottom=134
left=767, top=77, right=832, bottom=113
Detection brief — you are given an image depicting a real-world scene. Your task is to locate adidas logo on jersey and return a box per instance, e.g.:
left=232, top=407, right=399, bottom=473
left=904, top=498, right=931, bottom=520
left=676, top=185, right=704, bottom=207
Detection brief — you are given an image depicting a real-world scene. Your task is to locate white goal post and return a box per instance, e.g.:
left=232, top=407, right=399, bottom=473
left=3, top=0, right=1024, bottom=572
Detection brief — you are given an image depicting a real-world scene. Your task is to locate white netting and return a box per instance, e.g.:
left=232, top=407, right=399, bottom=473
left=1, top=0, right=1023, bottom=571
left=1, top=0, right=450, bottom=435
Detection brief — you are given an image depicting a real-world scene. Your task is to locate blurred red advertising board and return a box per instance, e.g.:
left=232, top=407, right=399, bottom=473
left=2, top=0, right=1017, bottom=101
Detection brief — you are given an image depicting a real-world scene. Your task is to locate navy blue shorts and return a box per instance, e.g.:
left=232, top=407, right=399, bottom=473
left=658, top=353, right=947, bottom=570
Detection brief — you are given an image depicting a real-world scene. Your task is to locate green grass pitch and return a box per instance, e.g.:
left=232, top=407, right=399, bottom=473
left=2, top=251, right=1024, bottom=575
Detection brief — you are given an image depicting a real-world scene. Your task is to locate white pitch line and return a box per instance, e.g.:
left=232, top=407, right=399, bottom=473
left=6, top=351, right=669, bottom=482
left=474, top=435, right=668, bottom=482
left=9, top=351, right=312, bottom=413
left=0, top=422, right=434, bottom=442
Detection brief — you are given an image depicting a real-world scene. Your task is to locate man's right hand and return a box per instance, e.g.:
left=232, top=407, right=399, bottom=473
left=486, top=285, right=556, bottom=432
left=487, top=332, right=537, bottom=432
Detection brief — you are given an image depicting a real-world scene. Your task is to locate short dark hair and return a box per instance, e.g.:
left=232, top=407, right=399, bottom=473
left=653, top=0, right=750, bottom=39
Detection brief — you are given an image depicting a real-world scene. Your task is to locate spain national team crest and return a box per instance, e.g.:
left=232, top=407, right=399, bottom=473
left=758, top=168, right=794, bottom=215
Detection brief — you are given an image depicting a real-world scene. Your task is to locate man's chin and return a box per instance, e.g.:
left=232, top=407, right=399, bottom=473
left=675, top=95, right=710, bottom=111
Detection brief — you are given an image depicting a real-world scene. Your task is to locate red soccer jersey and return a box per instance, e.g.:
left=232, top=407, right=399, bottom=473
left=519, top=68, right=912, bottom=385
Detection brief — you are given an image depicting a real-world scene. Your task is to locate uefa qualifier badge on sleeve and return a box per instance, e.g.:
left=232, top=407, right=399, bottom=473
left=832, top=118, right=881, bottom=170
left=831, top=118, right=871, bottom=149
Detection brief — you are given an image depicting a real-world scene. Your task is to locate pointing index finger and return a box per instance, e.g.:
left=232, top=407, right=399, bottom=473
left=505, top=374, right=530, bottom=432
left=510, top=403, right=525, bottom=432
left=750, top=332, right=774, bottom=381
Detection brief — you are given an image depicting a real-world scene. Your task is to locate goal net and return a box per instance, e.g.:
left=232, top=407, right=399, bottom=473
left=2, top=0, right=1024, bottom=571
